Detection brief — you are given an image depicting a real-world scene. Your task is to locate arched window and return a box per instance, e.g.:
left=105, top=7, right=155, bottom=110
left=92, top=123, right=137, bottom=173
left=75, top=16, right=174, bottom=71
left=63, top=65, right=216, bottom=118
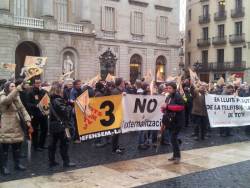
left=155, top=56, right=166, bottom=82
left=54, top=0, right=68, bottom=22
left=14, top=0, right=28, bottom=17
left=99, top=48, right=117, bottom=80
left=130, top=54, right=142, bottom=83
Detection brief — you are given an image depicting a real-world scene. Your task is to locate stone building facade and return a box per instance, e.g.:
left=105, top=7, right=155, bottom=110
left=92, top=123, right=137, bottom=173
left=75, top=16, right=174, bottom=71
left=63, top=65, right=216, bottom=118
left=186, top=0, right=250, bottom=82
left=0, top=0, right=180, bottom=82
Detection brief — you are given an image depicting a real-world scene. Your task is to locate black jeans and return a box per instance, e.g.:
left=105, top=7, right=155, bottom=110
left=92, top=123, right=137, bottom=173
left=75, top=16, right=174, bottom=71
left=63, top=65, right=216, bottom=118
left=193, top=115, right=207, bottom=139
left=48, top=132, right=69, bottom=164
left=169, top=127, right=181, bottom=158
left=0, top=143, right=22, bottom=167
left=32, top=116, right=48, bottom=149
left=112, top=134, right=119, bottom=152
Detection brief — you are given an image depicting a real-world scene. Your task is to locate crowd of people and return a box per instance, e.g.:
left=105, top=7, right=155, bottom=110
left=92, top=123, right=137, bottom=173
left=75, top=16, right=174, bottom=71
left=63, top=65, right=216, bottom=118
left=0, top=75, right=249, bottom=175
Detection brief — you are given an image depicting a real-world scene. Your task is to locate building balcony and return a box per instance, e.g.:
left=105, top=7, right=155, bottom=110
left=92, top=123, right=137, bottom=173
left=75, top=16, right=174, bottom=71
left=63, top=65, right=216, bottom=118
left=0, top=14, right=95, bottom=35
left=214, top=11, right=227, bottom=21
left=212, top=61, right=246, bottom=71
left=199, top=14, right=210, bottom=24
left=14, top=16, right=44, bottom=29
left=200, top=63, right=213, bottom=72
left=197, top=38, right=211, bottom=47
left=58, top=22, right=85, bottom=33
left=231, top=61, right=246, bottom=71
left=229, top=34, right=245, bottom=44
left=214, top=62, right=231, bottom=71
left=212, top=36, right=227, bottom=45
left=231, top=7, right=245, bottom=18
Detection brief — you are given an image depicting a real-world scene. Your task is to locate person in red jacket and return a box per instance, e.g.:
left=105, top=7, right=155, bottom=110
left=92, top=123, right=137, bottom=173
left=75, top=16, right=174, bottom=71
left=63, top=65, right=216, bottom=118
left=161, top=82, right=185, bottom=164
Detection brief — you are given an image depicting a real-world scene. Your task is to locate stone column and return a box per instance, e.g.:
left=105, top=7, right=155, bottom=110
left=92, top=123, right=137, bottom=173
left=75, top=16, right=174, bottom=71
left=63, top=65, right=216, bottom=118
left=42, top=0, right=54, bottom=17
left=80, top=0, right=91, bottom=23
left=0, top=0, right=10, bottom=12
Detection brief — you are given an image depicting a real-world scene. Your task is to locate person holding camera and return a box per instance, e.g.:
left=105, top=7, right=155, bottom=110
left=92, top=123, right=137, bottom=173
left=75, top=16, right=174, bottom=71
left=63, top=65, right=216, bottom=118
left=48, top=81, right=76, bottom=168
left=0, top=81, right=33, bottom=175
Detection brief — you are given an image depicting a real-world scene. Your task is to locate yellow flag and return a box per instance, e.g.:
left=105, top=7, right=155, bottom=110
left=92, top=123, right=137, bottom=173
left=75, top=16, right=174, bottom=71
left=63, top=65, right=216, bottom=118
left=228, top=74, right=236, bottom=82
left=166, top=76, right=177, bottom=82
left=189, top=68, right=200, bottom=85
left=76, top=90, right=90, bottom=115
left=24, top=56, right=47, bottom=67
left=59, top=71, right=74, bottom=81
left=42, top=86, right=52, bottom=93
left=24, top=66, right=43, bottom=80
left=144, top=70, right=153, bottom=83
left=38, top=93, right=50, bottom=116
left=233, top=78, right=241, bottom=87
left=105, top=73, right=115, bottom=82
left=217, top=77, right=225, bottom=86
left=0, top=63, right=16, bottom=72
left=87, top=74, right=101, bottom=87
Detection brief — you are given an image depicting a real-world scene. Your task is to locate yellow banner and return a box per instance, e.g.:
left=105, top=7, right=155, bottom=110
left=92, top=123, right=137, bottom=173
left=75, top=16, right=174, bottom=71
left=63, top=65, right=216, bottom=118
left=75, top=95, right=123, bottom=141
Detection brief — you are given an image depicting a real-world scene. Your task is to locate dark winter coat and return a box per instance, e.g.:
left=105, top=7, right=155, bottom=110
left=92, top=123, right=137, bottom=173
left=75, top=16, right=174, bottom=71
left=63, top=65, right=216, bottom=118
left=26, top=87, right=47, bottom=118
left=164, top=92, right=185, bottom=130
left=50, top=95, right=72, bottom=133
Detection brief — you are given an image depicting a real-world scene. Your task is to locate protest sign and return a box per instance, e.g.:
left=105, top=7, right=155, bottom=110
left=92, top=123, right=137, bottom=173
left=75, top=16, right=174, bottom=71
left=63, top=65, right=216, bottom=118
left=24, top=56, right=47, bottom=67
left=24, top=66, right=43, bottom=80
left=75, top=95, right=123, bottom=141
left=205, top=94, right=250, bottom=127
left=121, top=94, right=165, bottom=133
left=76, top=90, right=90, bottom=115
left=38, top=93, right=50, bottom=116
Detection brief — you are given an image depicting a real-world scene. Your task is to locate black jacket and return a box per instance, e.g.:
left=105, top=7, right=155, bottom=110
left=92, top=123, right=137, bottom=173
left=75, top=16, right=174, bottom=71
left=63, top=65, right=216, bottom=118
left=50, top=95, right=72, bottom=133
left=26, top=87, right=47, bottom=118
left=165, top=92, right=185, bottom=129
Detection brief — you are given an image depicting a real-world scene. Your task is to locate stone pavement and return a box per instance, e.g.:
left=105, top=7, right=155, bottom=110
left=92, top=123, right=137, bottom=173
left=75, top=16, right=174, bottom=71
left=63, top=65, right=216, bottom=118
left=1, top=141, right=250, bottom=188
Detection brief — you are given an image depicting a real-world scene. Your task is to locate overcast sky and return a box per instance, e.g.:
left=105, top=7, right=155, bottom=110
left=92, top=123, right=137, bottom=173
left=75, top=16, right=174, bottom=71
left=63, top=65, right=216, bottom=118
left=180, top=0, right=186, bottom=31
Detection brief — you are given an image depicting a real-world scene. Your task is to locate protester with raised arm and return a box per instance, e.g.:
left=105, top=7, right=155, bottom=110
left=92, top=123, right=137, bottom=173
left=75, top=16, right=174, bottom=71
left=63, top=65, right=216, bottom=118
left=0, top=82, right=33, bottom=175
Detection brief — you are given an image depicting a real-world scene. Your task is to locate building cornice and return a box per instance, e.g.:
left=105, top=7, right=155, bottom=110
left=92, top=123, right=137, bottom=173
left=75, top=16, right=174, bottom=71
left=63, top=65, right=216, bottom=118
left=154, top=5, right=173, bottom=12
left=128, top=0, right=149, bottom=7
left=96, top=37, right=180, bottom=49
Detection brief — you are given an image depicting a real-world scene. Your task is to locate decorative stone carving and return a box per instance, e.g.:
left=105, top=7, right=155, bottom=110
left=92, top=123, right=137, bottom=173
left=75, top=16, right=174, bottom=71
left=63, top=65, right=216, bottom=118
left=63, top=53, right=74, bottom=76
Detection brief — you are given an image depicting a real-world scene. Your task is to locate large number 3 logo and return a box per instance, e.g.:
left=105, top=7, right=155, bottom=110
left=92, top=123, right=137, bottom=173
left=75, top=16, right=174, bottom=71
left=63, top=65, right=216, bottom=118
left=100, top=101, right=115, bottom=127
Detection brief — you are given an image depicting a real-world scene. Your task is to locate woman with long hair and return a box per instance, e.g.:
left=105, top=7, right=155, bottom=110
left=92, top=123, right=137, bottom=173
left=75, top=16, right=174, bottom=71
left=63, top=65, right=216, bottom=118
left=0, top=81, right=32, bottom=175
left=48, top=81, right=76, bottom=168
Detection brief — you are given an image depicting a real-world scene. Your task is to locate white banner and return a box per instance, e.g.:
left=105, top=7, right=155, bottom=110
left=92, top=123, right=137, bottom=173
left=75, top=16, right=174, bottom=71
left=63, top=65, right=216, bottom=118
left=121, top=94, right=165, bottom=133
left=205, top=94, right=250, bottom=128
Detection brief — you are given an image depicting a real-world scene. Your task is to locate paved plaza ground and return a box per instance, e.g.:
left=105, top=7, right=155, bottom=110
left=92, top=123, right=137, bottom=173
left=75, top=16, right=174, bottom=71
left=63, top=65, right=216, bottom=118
left=1, top=126, right=250, bottom=187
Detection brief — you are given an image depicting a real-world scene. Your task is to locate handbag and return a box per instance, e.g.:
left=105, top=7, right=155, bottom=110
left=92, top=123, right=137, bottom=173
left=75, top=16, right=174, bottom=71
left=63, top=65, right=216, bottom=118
left=50, top=104, right=71, bottom=139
